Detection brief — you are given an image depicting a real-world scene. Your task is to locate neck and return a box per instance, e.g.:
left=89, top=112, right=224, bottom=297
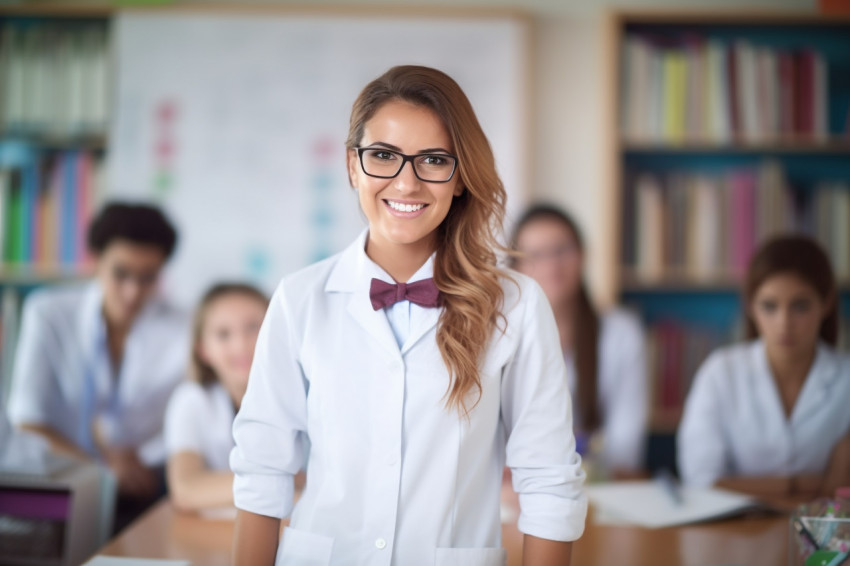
left=366, top=234, right=435, bottom=283
left=766, top=342, right=818, bottom=385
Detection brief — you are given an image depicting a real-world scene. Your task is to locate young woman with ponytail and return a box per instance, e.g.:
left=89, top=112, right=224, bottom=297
left=230, top=66, right=587, bottom=565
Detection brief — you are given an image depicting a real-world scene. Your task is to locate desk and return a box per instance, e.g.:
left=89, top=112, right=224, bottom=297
left=97, top=499, right=789, bottom=566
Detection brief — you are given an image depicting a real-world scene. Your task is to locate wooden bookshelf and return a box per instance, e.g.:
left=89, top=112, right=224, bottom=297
left=609, top=10, right=850, bottom=453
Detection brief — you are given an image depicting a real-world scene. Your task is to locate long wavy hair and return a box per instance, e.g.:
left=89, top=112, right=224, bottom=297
left=346, top=65, right=508, bottom=414
left=511, top=205, right=601, bottom=432
left=744, top=235, right=838, bottom=346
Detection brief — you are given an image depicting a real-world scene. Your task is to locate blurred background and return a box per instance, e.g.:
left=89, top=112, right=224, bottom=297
left=1, top=0, right=849, bottom=470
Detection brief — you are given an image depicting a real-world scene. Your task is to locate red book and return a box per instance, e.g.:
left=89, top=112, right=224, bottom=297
left=726, top=46, right=740, bottom=139
left=796, top=50, right=815, bottom=137
left=778, top=52, right=795, bottom=137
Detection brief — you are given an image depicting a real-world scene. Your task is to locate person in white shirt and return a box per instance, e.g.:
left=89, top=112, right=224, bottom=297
left=7, top=202, right=189, bottom=532
left=678, top=235, right=850, bottom=499
left=512, top=205, right=648, bottom=476
left=230, top=66, right=587, bottom=566
left=164, top=283, right=268, bottom=512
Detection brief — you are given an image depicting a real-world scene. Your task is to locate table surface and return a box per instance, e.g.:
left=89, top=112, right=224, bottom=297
left=97, top=497, right=791, bottom=566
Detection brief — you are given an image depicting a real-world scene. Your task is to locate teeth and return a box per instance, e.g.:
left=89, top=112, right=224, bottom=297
left=387, top=201, right=425, bottom=213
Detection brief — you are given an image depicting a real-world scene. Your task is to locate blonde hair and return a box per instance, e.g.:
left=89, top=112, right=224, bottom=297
left=191, top=283, right=269, bottom=387
left=346, top=65, right=508, bottom=414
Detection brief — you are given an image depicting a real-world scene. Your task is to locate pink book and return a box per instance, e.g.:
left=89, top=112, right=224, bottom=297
left=730, top=170, right=756, bottom=277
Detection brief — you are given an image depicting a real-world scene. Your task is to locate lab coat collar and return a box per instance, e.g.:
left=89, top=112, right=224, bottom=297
left=753, top=339, right=840, bottom=426
left=325, top=229, right=441, bottom=356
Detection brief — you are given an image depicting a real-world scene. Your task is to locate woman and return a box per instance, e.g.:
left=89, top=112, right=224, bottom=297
left=678, top=235, right=850, bottom=499
left=230, top=66, right=587, bottom=565
left=8, top=202, right=189, bottom=531
left=165, top=283, right=269, bottom=512
left=512, top=204, right=648, bottom=476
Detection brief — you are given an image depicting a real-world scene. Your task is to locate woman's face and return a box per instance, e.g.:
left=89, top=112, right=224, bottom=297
left=750, top=272, right=830, bottom=361
left=198, top=294, right=267, bottom=405
left=348, top=99, right=463, bottom=258
left=96, top=239, right=166, bottom=327
left=514, top=218, right=583, bottom=307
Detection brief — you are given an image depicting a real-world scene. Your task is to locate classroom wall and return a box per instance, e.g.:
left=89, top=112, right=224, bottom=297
left=137, top=0, right=819, bottom=305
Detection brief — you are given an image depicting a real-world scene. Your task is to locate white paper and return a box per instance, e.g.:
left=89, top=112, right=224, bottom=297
left=586, top=480, right=761, bottom=529
left=83, top=557, right=190, bottom=566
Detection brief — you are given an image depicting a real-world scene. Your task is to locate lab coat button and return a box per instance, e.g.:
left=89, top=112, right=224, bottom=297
left=375, top=538, right=387, bottom=549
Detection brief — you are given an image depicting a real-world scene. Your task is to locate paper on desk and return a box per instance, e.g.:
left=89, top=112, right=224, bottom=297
left=83, top=557, right=190, bottom=566
left=586, top=481, right=762, bottom=529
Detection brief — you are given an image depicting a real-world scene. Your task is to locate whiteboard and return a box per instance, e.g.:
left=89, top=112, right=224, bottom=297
left=108, top=11, right=529, bottom=307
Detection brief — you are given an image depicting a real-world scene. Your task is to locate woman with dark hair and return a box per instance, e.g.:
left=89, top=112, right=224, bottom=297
left=512, top=204, right=648, bottom=476
left=678, top=235, right=850, bottom=498
left=7, top=201, right=190, bottom=532
left=231, top=66, right=586, bottom=565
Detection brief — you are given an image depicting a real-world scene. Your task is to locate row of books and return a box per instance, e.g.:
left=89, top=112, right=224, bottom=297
left=623, top=160, right=850, bottom=282
left=0, top=142, right=100, bottom=270
left=620, top=34, right=833, bottom=144
left=0, top=22, right=110, bottom=137
left=646, top=321, right=729, bottom=430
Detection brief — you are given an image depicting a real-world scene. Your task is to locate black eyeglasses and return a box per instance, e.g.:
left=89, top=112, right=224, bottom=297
left=356, top=147, right=458, bottom=183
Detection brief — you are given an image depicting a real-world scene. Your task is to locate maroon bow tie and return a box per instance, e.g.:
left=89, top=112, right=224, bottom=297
left=369, top=278, right=441, bottom=310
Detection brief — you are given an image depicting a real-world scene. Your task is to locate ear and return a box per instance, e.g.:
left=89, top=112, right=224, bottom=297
left=195, top=343, right=209, bottom=365
left=452, top=183, right=464, bottom=197
left=347, top=149, right=359, bottom=189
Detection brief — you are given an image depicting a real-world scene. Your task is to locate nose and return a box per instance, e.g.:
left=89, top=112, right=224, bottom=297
left=391, top=159, right=419, bottom=192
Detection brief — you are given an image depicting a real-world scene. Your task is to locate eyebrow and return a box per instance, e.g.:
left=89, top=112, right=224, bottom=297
left=363, top=141, right=453, bottom=154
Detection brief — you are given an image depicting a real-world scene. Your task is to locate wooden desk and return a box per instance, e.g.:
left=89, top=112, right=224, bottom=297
left=98, top=499, right=789, bottom=566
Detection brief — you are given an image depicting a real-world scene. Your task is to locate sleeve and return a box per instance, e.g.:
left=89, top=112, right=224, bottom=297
left=501, top=279, right=588, bottom=542
left=601, top=313, right=649, bottom=472
left=230, top=282, right=309, bottom=519
left=6, top=293, right=61, bottom=427
left=163, top=383, right=206, bottom=457
left=676, top=352, right=730, bottom=487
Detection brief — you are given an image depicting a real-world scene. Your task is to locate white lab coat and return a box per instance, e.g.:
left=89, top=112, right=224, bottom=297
left=677, top=339, right=850, bottom=487
left=564, top=309, right=648, bottom=472
left=231, top=231, right=587, bottom=566
left=7, top=282, right=190, bottom=466
left=164, top=381, right=234, bottom=471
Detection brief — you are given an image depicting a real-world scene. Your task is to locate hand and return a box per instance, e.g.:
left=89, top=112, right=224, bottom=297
left=105, top=448, right=158, bottom=499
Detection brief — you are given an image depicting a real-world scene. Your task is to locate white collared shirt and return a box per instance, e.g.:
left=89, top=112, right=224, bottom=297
left=231, top=230, right=587, bottom=566
left=563, top=309, right=649, bottom=472
left=367, top=254, right=435, bottom=349
left=164, top=381, right=235, bottom=471
left=7, top=282, right=190, bottom=466
left=677, top=339, right=850, bottom=487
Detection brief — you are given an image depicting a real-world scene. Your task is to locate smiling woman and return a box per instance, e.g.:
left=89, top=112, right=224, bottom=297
left=230, top=66, right=587, bottom=566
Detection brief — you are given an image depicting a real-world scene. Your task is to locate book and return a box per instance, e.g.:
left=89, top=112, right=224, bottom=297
left=586, top=481, right=770, bottom=529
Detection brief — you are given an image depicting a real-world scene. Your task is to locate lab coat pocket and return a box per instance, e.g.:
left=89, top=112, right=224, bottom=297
left=276, top=526, right=334, bottom=566
left=435, top=547, right=507, bottom=566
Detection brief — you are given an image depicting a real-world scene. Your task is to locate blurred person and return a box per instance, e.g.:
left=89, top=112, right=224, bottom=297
left=7, top=202, right=189, bottom=532
left=512, top=204, right=649, bottom=477
left=165, top=283, right=270, bottom=513
left=678, top=235, right=850, bottom=500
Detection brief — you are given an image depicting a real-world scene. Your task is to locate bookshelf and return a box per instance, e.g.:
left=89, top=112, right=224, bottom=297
left=0, top=5, right=110, bottom=404
left=609, top=12, right=850, bottom=466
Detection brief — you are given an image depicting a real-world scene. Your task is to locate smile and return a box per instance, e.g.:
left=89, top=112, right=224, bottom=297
left=385, top=200, right=427, bottom=213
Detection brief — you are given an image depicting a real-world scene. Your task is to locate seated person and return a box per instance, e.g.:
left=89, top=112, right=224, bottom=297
left=678, top=235, right=850, bottom=500
left=7, top=202, right=189, bottom=531
left=512, top=204, right=649, bottom=477
left=165, top=283, right=268, bottom=512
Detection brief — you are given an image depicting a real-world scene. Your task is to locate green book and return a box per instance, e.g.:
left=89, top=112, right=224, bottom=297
left=7, top=182, right=22, bottom=264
